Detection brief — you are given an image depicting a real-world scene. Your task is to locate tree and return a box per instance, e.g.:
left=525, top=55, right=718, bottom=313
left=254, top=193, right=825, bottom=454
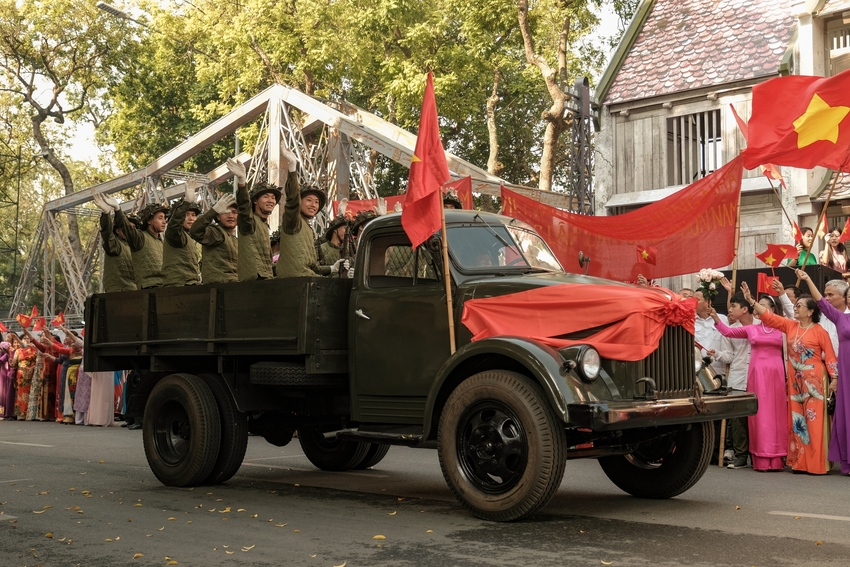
left=0, top=0, right=132, bottom=262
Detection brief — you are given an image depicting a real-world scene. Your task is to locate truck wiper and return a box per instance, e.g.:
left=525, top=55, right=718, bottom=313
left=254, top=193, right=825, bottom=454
left=473, top=213, right=513, bottom=249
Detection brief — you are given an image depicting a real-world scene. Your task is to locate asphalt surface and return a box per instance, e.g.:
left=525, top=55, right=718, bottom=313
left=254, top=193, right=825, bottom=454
left=2, top=421, right=850, bottom=566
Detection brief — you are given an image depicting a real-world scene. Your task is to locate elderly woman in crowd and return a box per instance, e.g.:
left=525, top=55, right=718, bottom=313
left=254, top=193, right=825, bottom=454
left=744, top=279, right=837, bottom=474
left=797, top=269, right=850, bottom=475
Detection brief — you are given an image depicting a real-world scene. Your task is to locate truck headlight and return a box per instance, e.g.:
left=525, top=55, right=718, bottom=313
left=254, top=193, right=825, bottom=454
left=579, top=347, right=601, bottom=381
left=694, top=346, right=705, bottom=374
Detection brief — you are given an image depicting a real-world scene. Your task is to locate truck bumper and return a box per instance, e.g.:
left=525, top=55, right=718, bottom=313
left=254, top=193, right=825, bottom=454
left=567, top=391, right=758, bottom=431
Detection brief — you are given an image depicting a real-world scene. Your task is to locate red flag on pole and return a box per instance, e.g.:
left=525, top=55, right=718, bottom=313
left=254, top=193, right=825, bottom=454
left=51, top=311, right=65, bottom=327
left=757, top=273, right=780, bottom=296
left=840, top=217, right=850, bottom=243
left=401, top=72, right=451, bottom=248
left=442, top=176, right=474, bottom=209
left=32, top=317, right=45, bottom=332
left=0, top=321, right=7, bottom=333
left=730, top=104, right=787, bottom=189
left=756, top=244, right=796, bottom=267
left=743, top=69, right=850, bottom=171
left=636, top=245, right=657, bottom=265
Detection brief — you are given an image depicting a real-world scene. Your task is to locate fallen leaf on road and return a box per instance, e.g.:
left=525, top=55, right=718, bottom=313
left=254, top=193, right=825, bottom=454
left=43, top=505, right=52, bottom=509
left=98, top=460, right=104, bottom=464
left=398, top=498, right=404, bottom=501
left=134, top=503, right=142, bottom=507
left=334, top=562, right=346, bottom=567
left=38, top=491, right=48, bottom=495
left=735, top=506, right=741, bottom=510
left=225, top=551, right=234, bottom=555
left=81, top=490, right=91, bottom=495
left=426, top=530, right=433, bottom=533
left=133, top=553, right=143, bottom=559
left=58, top=538, right=65, bottom=542
left=601, top=562, right=613, bottom=565
left=294, top=484, right=299, bottom=487
left=294, top=530, right=300, bottom=533
left=795, top=516, right=801, bottom=519
left=223, top=545, right=229, bottom=548
left=388, top=511, right=397, bottom=516
left=32, top=510, right=45, bottom=514
left=219, top=507, right=231, bottom=513
left=373, top=535, right=386, bottom=540
left=158, top=527, right=164, bottom=531
left=167, top=561, right=178, bottom=565
left=275, top=524, right=287, bottom=527
left=105, top=538, right=113, bottom=542
left=237, top=509, right=246, bottom=513
left=187, top=521, right=192, bottom=524
left=310, top=554, right=317, bottom=558
left=816, top=541, right=823, bottom=545
left=45, top=533, right=53, bottom=538
left=250, top=514, right=258, bottom=518
left=168, top=518, right=176, bottom=521
left=243, top=545, right=255, bottom=551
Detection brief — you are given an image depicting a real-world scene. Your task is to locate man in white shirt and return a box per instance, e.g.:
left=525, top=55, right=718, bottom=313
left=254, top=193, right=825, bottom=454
left=714, top=294, right=754, bottom=469
left=694, top=290, right=728, bottom=375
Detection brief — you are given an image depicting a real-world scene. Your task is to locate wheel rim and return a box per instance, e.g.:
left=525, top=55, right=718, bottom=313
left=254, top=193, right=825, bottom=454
left=153, top=398, right=192, bottom=466
left=456, top=400, right=528, bottom=494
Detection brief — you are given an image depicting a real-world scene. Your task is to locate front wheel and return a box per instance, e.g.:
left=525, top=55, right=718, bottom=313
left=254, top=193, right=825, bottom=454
left=438, top=370, right=567, bottom=522
left=143, top=374, right=221, bottom=487
left=598, top=422, right=713, bottom=499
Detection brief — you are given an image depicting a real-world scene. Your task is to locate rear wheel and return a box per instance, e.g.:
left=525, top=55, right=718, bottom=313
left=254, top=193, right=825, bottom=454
left=352, top=444, right=391, bottom=470
left=598, top=422, right=713, bottom=499
left=143, top=374, right=221, bottom=487
left=198, top=374, right=248, bottom=485
left=438, top=370, right=567, bottom=522
left=298, top=428, right=370, bottom=471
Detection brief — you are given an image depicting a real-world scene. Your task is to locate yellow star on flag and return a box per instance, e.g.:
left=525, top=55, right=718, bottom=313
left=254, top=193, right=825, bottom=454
left=764, top=254, right=776, bottom=266
left=641, top=250, right=649, bottom=260
left=411, top=154, right=421, bottom=163
left=792, top=93, right=850, bottom=149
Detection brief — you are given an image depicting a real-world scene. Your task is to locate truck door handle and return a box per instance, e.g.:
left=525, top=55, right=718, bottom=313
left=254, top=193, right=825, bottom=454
left=355, top=309, right=371, bottom=320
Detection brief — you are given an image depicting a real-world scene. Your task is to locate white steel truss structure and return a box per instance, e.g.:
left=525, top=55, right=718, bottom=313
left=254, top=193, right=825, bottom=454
left=11, top=83, right=575, bottom=318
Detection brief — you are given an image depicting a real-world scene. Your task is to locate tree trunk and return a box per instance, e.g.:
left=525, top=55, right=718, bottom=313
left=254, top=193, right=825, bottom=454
left=32, top=113, right=84, bottom=263
left=517, top=0, right=571, bottom=192
left=485, top=69, right=502, bottom=177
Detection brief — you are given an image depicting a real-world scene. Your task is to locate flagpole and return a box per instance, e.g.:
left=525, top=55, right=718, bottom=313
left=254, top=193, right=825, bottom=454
left=764, top=176, right=797, bottom=231
left=719, top=185, right=743, bottom=468
left=440, top=204, right=456, bottom=355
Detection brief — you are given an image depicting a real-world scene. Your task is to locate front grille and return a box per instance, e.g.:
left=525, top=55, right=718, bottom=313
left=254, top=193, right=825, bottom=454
left=635, top=326, right=695, bottom=397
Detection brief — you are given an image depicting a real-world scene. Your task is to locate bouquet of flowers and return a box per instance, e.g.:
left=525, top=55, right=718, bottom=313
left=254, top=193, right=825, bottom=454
left=697, top=268, right=724, bottom=302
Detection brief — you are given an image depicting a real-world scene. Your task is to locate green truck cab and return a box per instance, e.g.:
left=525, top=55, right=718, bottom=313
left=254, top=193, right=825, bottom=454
left=84, top=210, right=756, bottom=521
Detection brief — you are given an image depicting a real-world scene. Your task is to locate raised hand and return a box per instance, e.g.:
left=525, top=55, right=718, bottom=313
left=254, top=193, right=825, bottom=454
left=741, top=281, right=754, bottom=304
left=184, top=179, right=202, bottom=202
left=226, top=158, right=247, bottom=185
left=720, top=276, right=732, bottom=292
left=281, top=147, right=298, bottom=172
left=92, top=193, right=112, bottom=214
left=795, top=268, right=810, bottom=282
left=212, top=194, right=237, bottom=214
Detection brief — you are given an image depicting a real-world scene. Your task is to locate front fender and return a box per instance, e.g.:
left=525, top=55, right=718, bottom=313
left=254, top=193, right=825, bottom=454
left=423, top=337, right=583, bottom=440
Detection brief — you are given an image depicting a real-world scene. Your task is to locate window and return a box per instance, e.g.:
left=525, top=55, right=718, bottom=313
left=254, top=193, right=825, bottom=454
left=366, top=233, right=438, bottom=288
left=827, top=22, right=850, bottom=75
left=666, top=110, right=722, bottom=186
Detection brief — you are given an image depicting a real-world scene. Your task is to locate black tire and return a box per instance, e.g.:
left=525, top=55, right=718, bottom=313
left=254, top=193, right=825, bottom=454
left=352, top=444, right=391, bottom=470
left=198, top=374, right=248, bottom=485
left=298, top=428, right=370, bottom=471
left=598, top=421, right=714, bottom=499
left=437, top=370, right=567, bottom=522
left=143, top=374, right=221, bottom=487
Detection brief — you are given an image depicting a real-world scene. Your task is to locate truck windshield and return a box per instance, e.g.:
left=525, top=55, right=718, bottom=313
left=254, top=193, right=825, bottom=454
left=446, top=225, right=563, bottom=273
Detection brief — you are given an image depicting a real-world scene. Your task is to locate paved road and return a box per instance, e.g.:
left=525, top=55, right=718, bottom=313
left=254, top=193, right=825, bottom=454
left=2, top=421, right=849, bottom=566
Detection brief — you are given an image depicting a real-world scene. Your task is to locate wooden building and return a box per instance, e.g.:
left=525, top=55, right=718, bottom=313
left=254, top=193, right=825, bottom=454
left=594, top=0, right=850, bottom=291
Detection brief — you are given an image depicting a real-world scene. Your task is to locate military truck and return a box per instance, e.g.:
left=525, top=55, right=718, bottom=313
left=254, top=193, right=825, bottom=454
left=84, top=210, right=756, bottom=521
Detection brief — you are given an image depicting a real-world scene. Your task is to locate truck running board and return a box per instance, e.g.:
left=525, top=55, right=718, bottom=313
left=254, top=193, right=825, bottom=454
left=336, top=428, right=425, bottom=447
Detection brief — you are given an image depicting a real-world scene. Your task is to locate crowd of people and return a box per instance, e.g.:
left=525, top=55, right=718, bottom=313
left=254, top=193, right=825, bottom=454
left=0, top=324, right=121, bottom=426
left=689, top=268, right=849, bottom=475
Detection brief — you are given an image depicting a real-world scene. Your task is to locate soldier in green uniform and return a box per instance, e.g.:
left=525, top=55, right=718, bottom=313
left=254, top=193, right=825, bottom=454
left=317, top=215, right=348, bottom=269
left=93, top=193, right=136, bottom=292
left=162, top=180, right=203, bottom=287
left=189, top=193, right=239, bottom=284
left=114, top=201, right=169, bottom=289
left=226, top=158, right=279, bottom=281
left=443, top=189, right=463, bottom=210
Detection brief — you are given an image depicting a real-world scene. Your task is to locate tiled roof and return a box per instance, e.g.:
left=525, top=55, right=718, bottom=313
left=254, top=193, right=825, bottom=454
left=605, top=0, right=797, bottom=105
left=820, top=0, right=850, bottom=16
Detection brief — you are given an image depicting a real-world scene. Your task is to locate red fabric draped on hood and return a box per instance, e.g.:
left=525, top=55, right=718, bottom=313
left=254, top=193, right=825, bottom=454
left=461, top=284, right=696, bottom=362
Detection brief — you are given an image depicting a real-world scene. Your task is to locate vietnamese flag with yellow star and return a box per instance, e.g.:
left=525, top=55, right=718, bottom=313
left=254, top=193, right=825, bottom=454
left=401, top=72, right=451, bottom=249
left=743, top=69, right=850, bottom=171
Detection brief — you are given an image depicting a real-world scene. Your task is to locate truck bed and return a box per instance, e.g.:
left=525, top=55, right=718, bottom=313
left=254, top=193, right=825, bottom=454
left=84, top=277, right=352, bottom=374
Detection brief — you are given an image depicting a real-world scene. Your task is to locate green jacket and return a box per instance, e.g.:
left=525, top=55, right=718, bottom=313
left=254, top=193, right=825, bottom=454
left=114, top=209, right=163, bottom=289
left=276, top=175, right=329, bottom=277
left=189, top=209, right=238, bottom=284
left=236, top=183, right=274, bottom=280
left=99, top=212, right=136, bottom=293
left=162, top=200, right=201, bottom=287
left=319, top=240, right=341, bottom=266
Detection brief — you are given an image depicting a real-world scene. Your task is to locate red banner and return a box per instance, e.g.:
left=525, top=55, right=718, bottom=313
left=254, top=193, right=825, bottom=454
left=332, top=178, right=474, bottom=216
left=501, top=156, right=743, bottom=281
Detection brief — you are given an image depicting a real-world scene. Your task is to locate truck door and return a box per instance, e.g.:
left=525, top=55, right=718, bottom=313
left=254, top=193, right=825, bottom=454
left=351, top=231, right=450, bottom=424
